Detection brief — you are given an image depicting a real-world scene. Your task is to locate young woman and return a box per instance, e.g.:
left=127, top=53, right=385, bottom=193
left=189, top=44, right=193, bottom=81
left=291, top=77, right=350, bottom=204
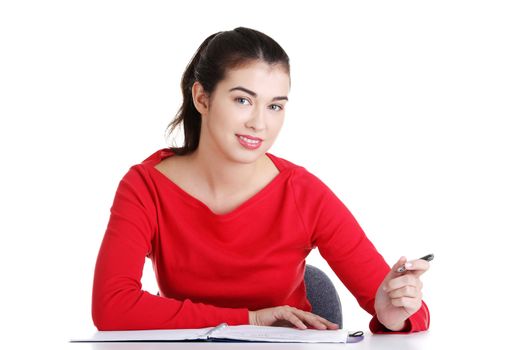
left=92, top=27, right=430, bottom=333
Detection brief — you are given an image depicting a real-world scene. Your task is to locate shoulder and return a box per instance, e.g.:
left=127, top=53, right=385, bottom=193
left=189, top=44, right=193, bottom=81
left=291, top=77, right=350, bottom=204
left=266, top=152, right=301, bottom=171
left=123, top=148, right=176, bottom=178
left=114, top=148, right=174, bottom=192
left=140, top=148, right=176, bottom=167
left=268, top=153, right=330, bottom=194
left=291, top=167, right=332, bottom=200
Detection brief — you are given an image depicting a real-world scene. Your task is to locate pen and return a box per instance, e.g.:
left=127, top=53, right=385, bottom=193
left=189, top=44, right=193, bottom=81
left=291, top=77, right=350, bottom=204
left=204, top=322, right=228, bottom=338
left=215, top=323, right=228, bottom=331
left=396, top=253, right=434, bottom=273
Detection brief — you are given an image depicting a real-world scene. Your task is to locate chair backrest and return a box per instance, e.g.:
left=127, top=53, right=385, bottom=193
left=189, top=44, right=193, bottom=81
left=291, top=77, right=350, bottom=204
left=304, top=264, right=343, bottom=328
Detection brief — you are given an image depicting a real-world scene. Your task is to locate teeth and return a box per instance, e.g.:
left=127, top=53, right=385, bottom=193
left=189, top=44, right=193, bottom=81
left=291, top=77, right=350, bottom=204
left=239, top=136, right=261, bottom=144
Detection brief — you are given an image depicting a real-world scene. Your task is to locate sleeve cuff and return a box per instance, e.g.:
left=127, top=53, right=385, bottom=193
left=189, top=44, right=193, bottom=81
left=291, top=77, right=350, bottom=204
left=224, top=307, right=250, bottom=326
left=369, top=301, right=430, bottom=334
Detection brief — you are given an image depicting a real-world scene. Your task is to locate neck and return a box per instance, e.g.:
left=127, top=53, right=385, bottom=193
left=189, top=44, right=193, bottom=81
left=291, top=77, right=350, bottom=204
left=187, top=141, right=263, bottom=201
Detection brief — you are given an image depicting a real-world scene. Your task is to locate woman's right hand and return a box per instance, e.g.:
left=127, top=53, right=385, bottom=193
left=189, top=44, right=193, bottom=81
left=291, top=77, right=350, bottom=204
left=249, top=306, right=340, bottom=330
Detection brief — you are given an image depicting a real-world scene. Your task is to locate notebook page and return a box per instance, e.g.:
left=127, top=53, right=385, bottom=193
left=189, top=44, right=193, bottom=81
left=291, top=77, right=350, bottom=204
left=212, top=325, right=349, bottom=343
left=73, top=327, right=214, bottom=342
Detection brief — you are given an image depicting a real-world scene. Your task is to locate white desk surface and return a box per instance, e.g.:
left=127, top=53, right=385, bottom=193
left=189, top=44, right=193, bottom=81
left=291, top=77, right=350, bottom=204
left=67, top=331, right=444, bottom=350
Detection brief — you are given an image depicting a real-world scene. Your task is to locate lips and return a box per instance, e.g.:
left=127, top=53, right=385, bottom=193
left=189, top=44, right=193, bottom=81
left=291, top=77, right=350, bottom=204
left=236, top=134, right=263, bottom=150
left=236, top=134, right=263, bottom=141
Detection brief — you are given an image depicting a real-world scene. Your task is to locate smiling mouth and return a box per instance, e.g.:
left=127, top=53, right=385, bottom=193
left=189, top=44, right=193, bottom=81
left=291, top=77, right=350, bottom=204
left=236, top=134, right=263, bottom=149
left=236, top=134, right=263, bottom=141
left=237, top=135, right=262, bottom=144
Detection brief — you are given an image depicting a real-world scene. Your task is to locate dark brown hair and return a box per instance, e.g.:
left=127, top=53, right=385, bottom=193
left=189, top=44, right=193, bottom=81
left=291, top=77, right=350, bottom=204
left=165, top=27, right=290, bottom=155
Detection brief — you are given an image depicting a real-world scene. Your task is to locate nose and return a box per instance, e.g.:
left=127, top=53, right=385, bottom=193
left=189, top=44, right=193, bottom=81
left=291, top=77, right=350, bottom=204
left=245, top=105, right=266, bottom=131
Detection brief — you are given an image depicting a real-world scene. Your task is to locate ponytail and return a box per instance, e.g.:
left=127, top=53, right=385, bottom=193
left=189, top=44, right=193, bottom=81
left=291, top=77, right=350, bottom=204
left=165, top=32, right=221, bottom=155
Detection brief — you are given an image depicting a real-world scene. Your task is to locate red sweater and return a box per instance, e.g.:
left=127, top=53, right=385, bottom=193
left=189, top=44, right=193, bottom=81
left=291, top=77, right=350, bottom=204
left=92, top=148, right=429, bottom=333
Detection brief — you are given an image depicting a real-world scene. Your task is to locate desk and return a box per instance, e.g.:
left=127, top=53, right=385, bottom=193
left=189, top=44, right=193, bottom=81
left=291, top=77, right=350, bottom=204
left=68, top=331, right=437, bottom=350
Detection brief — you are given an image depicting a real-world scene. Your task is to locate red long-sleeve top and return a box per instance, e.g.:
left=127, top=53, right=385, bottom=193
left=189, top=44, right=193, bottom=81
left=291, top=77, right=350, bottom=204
left=92, top=148, right=429, bottom=333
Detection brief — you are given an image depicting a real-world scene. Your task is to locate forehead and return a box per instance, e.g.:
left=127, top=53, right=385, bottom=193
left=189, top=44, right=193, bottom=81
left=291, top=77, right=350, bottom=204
left=218, top=61, right=290, bottom=95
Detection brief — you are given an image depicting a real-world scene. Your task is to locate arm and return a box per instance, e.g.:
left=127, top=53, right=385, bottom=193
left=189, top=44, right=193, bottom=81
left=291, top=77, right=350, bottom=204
left=92, top=165, right=249, bottom=330
left=291, top=170, right=429, bottom=333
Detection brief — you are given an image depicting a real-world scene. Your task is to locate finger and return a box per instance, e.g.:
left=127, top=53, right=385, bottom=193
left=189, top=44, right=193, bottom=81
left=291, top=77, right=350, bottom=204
left=391, top=296, right=422, bottom=312
left=275, top=306, right=308, bottom=329
left=286, top=312, right=308, bottom=330
left=387, top=285, right=420, bottom=299
left=298, top=310, right=340, bottom=330
left=297, top=311, right=329, bottom=330
left=311, top=314, right=339, bottom=329
left=308, top=318, right=327, bottom=330
left=324, top=320, right=340, bottom=329
left=380, top=257, right=406, bottom=292
left=403, top=259, right=430, bottom=277
left=283, top=308, right=324, bottom=330
left=397, top=256, right=431, bottom=273
left=384, top=274, right=420, bottom=293
left=392, top=256, right=408, bottom=273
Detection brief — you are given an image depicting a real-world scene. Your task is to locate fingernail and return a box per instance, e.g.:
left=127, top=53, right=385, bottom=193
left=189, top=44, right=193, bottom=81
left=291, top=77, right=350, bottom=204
left=405, top=262, right=413, bottom=268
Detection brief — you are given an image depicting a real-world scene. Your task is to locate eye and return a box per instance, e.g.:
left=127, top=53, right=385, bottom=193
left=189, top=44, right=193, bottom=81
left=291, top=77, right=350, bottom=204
left=235, top=97, right=250, bottom=105
left=269, top=104, right=283, bottom=112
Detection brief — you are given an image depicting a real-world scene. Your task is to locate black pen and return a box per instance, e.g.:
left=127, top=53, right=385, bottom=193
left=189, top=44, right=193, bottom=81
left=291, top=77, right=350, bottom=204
left=396, top=253, right=434, bottom=273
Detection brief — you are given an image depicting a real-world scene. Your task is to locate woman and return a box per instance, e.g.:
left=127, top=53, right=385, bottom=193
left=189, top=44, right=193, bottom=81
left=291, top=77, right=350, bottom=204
left=92, top=27, right=430, bottom=333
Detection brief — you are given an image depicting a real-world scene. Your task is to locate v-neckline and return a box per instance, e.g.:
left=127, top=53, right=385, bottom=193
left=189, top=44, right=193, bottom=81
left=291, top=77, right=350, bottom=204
left=145, top=150, right=289, bottom=220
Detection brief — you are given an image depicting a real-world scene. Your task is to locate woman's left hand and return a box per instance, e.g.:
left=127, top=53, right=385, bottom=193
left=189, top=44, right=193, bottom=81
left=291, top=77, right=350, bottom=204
left=374, top=256, right=430, bottom=331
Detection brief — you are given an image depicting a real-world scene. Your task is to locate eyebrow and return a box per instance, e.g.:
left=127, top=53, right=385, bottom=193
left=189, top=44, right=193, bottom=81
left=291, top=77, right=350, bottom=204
left=229, top=86, right=288, bottom=102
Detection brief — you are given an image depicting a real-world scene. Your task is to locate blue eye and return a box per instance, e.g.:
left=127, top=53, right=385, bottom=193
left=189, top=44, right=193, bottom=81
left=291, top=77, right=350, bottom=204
left=235, top=97, right=250, bottom=105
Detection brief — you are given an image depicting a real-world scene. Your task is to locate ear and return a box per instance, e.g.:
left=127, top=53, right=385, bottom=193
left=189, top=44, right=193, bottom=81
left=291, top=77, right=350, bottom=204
left=192, top=81, right=210, bottom=116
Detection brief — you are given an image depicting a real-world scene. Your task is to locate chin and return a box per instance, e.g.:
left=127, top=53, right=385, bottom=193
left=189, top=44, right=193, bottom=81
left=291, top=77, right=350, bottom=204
left=231, top=151, right=263, bottom=164
left=228, top=146, right=269, bottom=164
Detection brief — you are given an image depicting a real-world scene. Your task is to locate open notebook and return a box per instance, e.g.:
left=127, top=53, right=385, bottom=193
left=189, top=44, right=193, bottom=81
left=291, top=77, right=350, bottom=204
left=71, top=324, right=364, bottom=343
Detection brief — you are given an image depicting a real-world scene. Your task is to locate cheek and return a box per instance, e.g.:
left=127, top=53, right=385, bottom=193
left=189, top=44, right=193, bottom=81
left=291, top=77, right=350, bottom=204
left=218, top=103, right=250, bottom=123
left=267, top=115, right=285, bottom=133
left=207, top=104, right=239, bottom=128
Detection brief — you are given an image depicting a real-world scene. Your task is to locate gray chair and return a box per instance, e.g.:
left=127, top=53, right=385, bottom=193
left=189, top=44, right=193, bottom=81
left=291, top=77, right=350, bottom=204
left=304, top=264, right=343, bottom=328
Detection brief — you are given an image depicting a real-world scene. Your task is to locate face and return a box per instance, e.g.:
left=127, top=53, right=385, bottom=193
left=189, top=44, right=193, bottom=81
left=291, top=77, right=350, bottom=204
left=193, top=60, right=290, bottom=164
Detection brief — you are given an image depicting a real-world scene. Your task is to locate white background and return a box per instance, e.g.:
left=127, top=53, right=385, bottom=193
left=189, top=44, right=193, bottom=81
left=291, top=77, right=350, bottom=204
left=1, top=1, right=524, bottom=349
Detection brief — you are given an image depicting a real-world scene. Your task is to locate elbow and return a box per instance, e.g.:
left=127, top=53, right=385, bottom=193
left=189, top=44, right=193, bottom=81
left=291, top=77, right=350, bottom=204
left=92, top=303, right=132, bottom=331
left=92, top=287, right=148, bottom=331
left=92, top=293, right=129, bottom=331
left=92, top=300, right=117, bottom=331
